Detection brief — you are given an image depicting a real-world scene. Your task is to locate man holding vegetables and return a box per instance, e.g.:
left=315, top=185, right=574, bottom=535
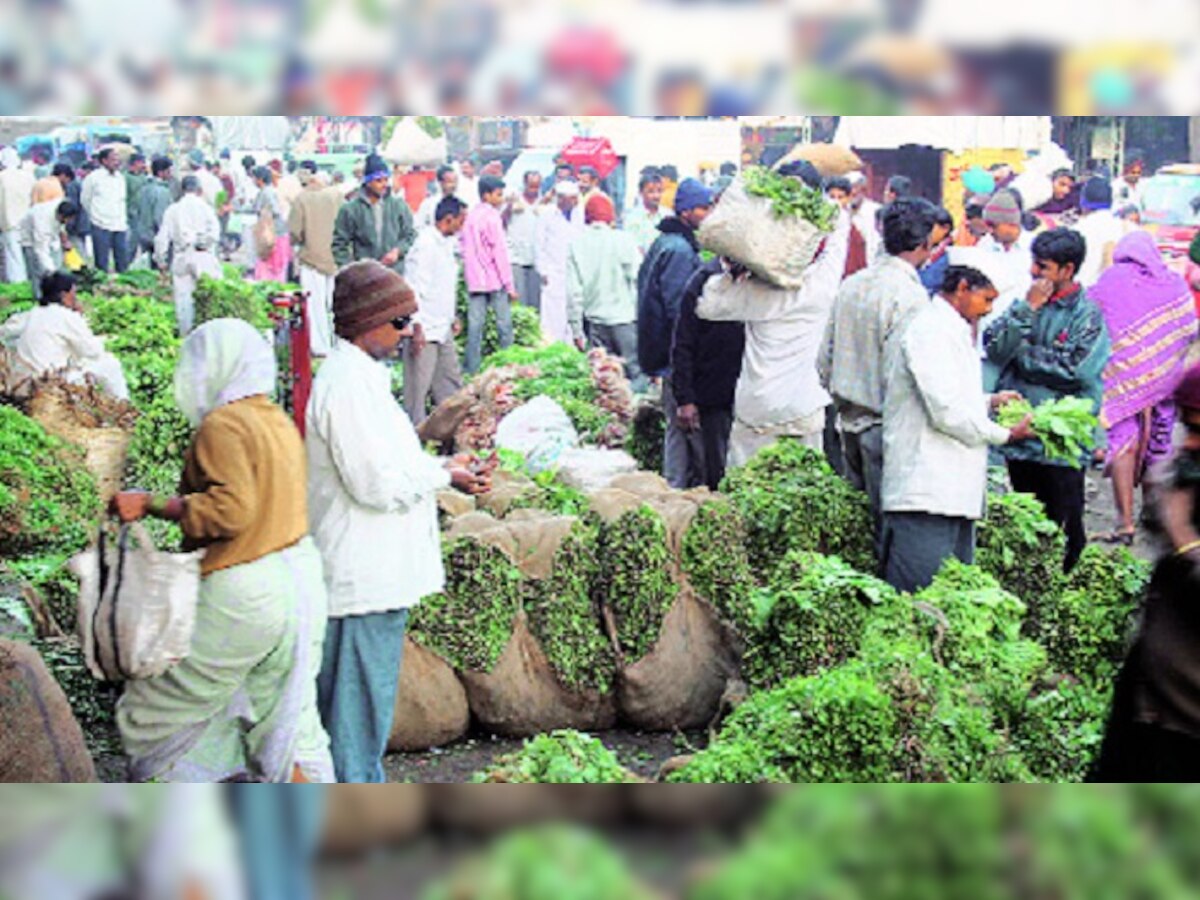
left=880, top=249, right=1036, bottom=593
left=984, top=228, right=1112, bottom=571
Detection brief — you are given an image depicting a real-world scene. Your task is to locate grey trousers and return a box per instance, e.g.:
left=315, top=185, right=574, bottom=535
left=585, top=319, right=646, bottom=392
left=465, top=290, right=513, bottom=374
left=513, top=264, right=542, bottom=313
left=881, top=511, right=976, bottom=594
left=403, top=339, right=463, bottom=426
left=841, top=424, right=885, bottom=551
left=662, top=380, right=706, bottom=489
left=700, top=406, right=734, bottom=491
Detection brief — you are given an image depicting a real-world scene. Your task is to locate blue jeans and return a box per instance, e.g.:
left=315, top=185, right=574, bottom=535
left=226, top=785, right=327, bottom=900
left=92, top=228, right=130, bottom=273
left=316, top=609, right=408, bottom=783
left=465, top=289, right=513, bottom=374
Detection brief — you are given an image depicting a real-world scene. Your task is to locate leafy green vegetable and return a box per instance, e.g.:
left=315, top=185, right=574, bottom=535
left=33, top=636, right=122, bottom=758
left=977, top=491, right=1066, bottom=623
left=1015, top=676, right=1112, bottom=782
left=193, top=275, right=274, bottom=330
left=455, top=277, right=543, bottom=362
left=626, top=401, right=665, bottom=474
left=742, top=166, right=839, bottom=231
left=680, top=498, right=757, bottom=635
left=471, top=730, right=637, bottom=783
left=998, top=396, right=1099, bottom=468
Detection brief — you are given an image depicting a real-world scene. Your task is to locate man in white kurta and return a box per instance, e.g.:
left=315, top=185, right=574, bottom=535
left=154, top=176, right=222, bottom=336
left=534, top=181, right=584, bottom=344
left=0, top=147, right=35, bottom=283
left=880, top=247, right=1031, bottom=593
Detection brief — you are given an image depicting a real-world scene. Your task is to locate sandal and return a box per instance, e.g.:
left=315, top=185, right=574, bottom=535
left=1090, top=530, right=1136, bottom=547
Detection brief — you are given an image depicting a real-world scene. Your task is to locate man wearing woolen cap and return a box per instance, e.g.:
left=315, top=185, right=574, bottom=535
left=306, top=260, right=490, bottom=783
left=976, top=189, right=1034, bottom=362
left=332, top=153, right=417, bottom=276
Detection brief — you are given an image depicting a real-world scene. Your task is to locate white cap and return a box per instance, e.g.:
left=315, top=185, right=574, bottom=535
left=946, top=246, right=1018, bottom=295
left=555, top=181, right=581, bottom=198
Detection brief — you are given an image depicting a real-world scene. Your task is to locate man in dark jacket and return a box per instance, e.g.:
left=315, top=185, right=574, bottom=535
left=638, top=177, right=713, bottom=488
left=671, top=258, right=745, bottom=490
left=332, top=154, right=416, bottom=275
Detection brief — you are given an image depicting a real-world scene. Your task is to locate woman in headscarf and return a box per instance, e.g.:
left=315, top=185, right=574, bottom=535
left=1095, top=364, right=1200, bottom=781
left=1091, top=231, right=1198, bottom=545
left=110, top=319, right=333, bottom=783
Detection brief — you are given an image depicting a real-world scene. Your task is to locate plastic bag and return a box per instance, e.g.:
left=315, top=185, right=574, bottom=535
left=495, top=396, right=579, bottom=474
left=555, top=447, right=639, bottom=493
left=71, top=523, right=204, bottom=681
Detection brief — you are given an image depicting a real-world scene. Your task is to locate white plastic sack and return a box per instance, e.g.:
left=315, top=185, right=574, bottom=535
left=495, top=395, right=580, bottom=474
left=382, top=118, right=448, bottom=169
left=697, top=176, right=827, bottom=289
left=555, top=448, right=639, bottom=493
left=1008, top=142, right=1074, bottom=212
left=71, top=523, right=204, bottom=682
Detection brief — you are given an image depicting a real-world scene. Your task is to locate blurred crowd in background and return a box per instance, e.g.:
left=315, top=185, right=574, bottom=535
left=0, top=0, right=1198, bottom=115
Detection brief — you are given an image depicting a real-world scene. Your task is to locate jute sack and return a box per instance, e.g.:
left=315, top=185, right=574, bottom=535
left=452, top=512, right=617, bottom=738
left=28, top=381, right=135, bottom=505
left=388, top=636, right=470, bottom=753
left=321, top=785, right=429, bottom=855
left=697, top=175, right=827, bottom=290
left=0, top=639, right=97, bottom=782
left=590, top=485, right=740, bottom=732
left=776, top=143, right=864, bottom=177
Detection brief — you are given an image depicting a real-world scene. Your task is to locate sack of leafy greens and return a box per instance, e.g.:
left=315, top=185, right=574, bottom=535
left=698, top=167, right=839, bottom=290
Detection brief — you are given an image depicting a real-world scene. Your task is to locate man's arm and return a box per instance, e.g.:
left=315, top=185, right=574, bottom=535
left=566, top=245, right=586, bottom=342
left=331, top=205, right=354, bottom=268
left=153, top=206, right=173, bottom=268
left=817, top=308, right=837, bottom=391
left=288, top=196, right=306, bottom=248
left=393, top=199, right=417, bottom=259
left=1014, top=304, right=1110, bottom=394
left=670, top=287, right=703, bottom=409
left=983, top=302, right=1035, bottom=369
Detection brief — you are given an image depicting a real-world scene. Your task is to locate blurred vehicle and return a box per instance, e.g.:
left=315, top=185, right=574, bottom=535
left=1141, top=163, right=1200, bottom=270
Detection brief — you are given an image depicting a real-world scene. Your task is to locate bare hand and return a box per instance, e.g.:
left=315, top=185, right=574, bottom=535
left=1027, top=278, right=1054, bottom=312
left=1007, top=415, right=1036, bottom=444
left=452, top=319, right=463, bottom=337
left=991, top=391, right=1023, bottom=412
left=449, top=466, right=490, bottom=496
left=508, top=290, right=520, bottom=303
left=677, top=403, right=702, bottom=432
left=380, top=248, right=401, bottom=267
left=410, top=322, right=426, bottom=356
left=110, top=491, right=152, bottom=523
left=574, top=337, right=587, bottom=352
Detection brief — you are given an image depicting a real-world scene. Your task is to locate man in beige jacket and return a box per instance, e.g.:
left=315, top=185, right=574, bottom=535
left=289, top=167, right=344, bottom=356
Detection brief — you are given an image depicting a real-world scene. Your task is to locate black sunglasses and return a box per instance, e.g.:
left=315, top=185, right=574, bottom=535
left=392, top=316, right=413, bottom=332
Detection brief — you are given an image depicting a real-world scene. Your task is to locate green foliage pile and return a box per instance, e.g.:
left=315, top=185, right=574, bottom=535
left=500, top=458, right=590, bottom=518
left=522, top=521, right=615, bottom=693
left=193, top=275, right=274, bottom=330
left=1033, top=545, right=1149, bottom=683
left=669, top=664, right=898, bottom=783
left=592, top=505, right=679, bottom=664
left=455, top=281, right=544, bottom=362
left=977, top=491, right=1066, bottom=620
left=408, top=539, right=523, bottom=673
left=626, top=401, right=665, bottom=474
left=471, top=731, right=638, bottom=783
left=422, top=826, right=657, bottom=900
left=0, top=407, right=100, bottom=558
left=8, top=552, right=82, bottom=635
left=481, top=343, right=609, bottom=440
left=742, top=552, right=893, bottom=690
left=998, top=395, right=1099, bottom=467
left=1015, top=676, right=1112, bottom=782
left=721, top=440, right=875, bottom=579
left=33, top=636, right=122, bottom=757
left=679, top=498, right=757, bottom=633
left=742, top=166, right=839, bottom=231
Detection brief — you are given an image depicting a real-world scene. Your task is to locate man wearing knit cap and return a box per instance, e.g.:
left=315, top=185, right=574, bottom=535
left=1072, top=177, right=1129, bottom=289
left=567, top=193, right=645, bottom=390
left=307, top=260, right=490, bottom=783
left=976, top=189, right=1033, bottom=362
left=332, top=153, right=417, bottom=277
left=638, top=177, right=714, bottom=487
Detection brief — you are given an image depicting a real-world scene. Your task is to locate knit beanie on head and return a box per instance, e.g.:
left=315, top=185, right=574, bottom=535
left=1081, top=177, right=1113, bottom=212
left=983, top=190, right=1022, bottom=227
left=585, top=193, right=615, bottom=225
left=674, top=178, right=713, bottom=213
left=363, top=154, right=390, bottom=184
left=334, top=261, right=417, bottom=341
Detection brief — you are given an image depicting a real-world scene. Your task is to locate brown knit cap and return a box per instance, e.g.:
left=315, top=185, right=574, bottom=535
left=333, top=260, right=418, bottom=340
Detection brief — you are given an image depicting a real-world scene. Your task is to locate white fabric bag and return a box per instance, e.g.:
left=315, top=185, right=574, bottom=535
left=71, top=523, right=204, bottom=681
left=495, top=395, right=580, bottom=474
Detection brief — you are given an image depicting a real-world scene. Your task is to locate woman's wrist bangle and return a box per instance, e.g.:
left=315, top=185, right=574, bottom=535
left=1175, top=539, right=1200, bottom=557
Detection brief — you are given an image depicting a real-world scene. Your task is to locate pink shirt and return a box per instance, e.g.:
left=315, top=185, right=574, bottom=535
left=460, top=203, right=515, bottom=294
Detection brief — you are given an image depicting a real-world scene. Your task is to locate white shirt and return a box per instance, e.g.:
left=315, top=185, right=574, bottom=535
left=18, top=200, right=65, bottom=273
left=1114, top=177, right=1143, bottom=210
left=80, top=169, right=128, bottom=232
left=154, top=195, right=222, bottom=268
left=194, top=169, right=224, bottom=209
left=699, top=212, right=851, bottom=430
left=976, top=232, right=1034, bottom=353
left=0, top=166, right=35, bottom=232
left=1073, top=210, right=1131, bottom=288
left=506, top=194, right=542, bottom=267
left=850, top=199, right=884, bottom=263
left=883, top=297, right=1011, bottom=520
left=415, top=193, right=444, bottom=232
left=0, top=304, right=128, bottom=400
left=535, top=206, right=584, bottom=278
left=306, top=339, right=451, bottom=617
left=406, top=226, right=460, bottom=344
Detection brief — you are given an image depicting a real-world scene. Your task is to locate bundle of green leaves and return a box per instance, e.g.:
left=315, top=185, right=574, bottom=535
left=721, top=440, right=875, bottom=580
left=471, top=730, right=638, bottom=783
left=0, top=407, right=100, bottom=558
left=33, top=636, right=122, bottom=757
left=408, top=538, right=523, bottom=673
left=592, top=505, right=679, bottom=664
left=1014, top=676, right=1112, bottom=782
left=976, top=491, right=1066, bottom=624
left=998, top=396, right=1099, bottom=468
left=1033, top=546, right=1149, bottom=683
left=669, top=664, right=899, bottom=783
left=193, top=275, right=274, bottom=330
left=8, top=551, right=81, bottom=635
left=499, top=454, right=589, bottom=518
left=626, top=401, right=665, bottom=474
left=741, top=551, right=894, bottom=690
left=742, top=166, right=839, bottom=231
left=679, top=498, right=757, bottom=635
left=422, top=826, right=657, bottom=900
left=521, top=521, right=615, bottom=694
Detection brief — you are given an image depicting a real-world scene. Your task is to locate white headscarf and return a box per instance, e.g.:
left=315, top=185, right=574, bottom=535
left=174, top=319, right=277, bottom=428
left=0, top=147, right=18, bottom=170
